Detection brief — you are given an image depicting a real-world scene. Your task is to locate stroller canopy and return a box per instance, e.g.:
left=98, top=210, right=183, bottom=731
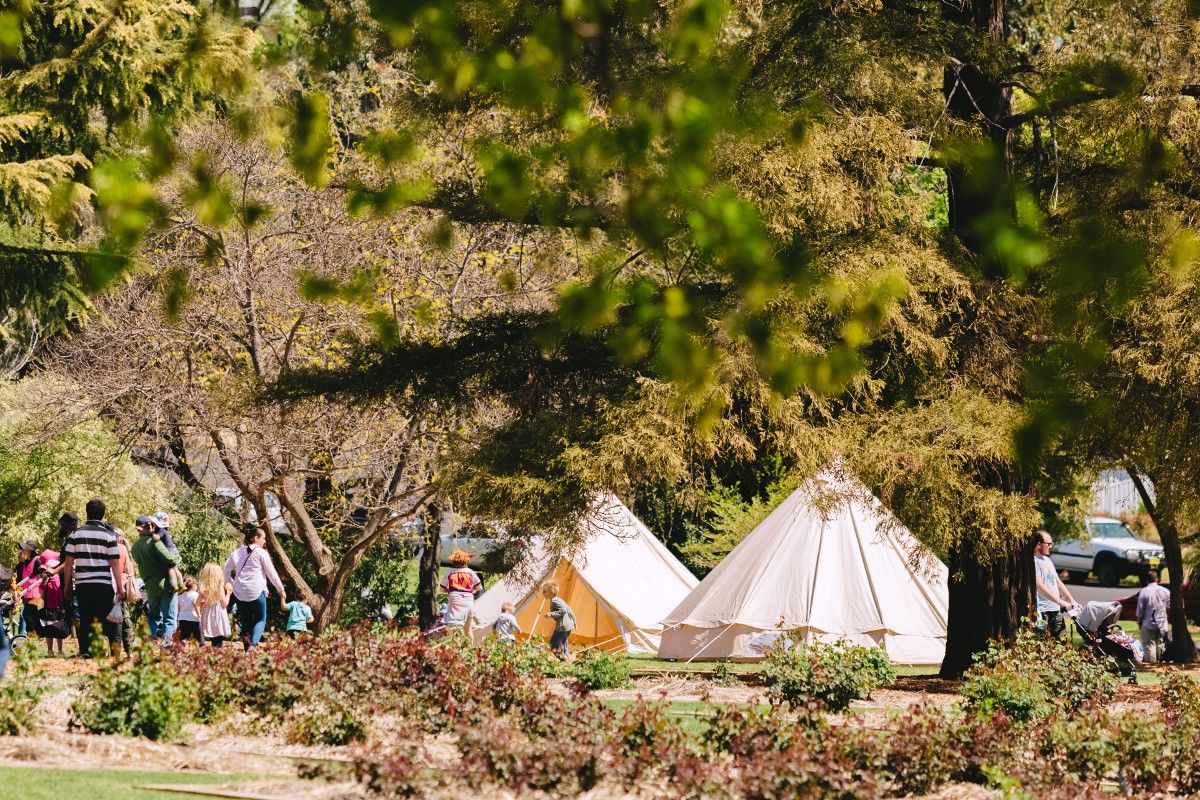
left=1076, top=601, right=1121, bottom=635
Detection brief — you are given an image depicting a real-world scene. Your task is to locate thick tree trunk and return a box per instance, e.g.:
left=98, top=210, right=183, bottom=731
left=1128, top=469, right=1195, bottom=663
left=940, top=535, right=1036, bottom=677
left=943, top=0, right=1014, bottom=263
left=937, top=0, right=1031, bottom=675
left=417, top=504, right=442, bottom=631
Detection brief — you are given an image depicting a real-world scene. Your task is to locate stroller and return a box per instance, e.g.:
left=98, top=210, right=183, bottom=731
left=0, top=568, right=49, bottom=649
left=1073, top=600, right=1140, bottom=684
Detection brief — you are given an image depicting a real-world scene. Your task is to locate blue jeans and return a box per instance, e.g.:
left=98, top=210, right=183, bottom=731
left=17, top=603, right=38, bottom=637
left=550, top=629, right=571, bottom=657
left=237, top=592, right=268, bottom=650
left=0, top=620, right=11, bottom=677
left=146, top=593, right=179, bottom=642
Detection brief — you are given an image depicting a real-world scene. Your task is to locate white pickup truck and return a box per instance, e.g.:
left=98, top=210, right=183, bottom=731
left=1050, top=516, right=1164, bottom=587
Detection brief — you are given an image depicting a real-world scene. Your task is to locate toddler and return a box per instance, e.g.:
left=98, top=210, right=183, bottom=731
left=177, top=576, right=201, bottom=644
left=492, top=602, right=522, bottom=642
left=285, top=598, right=314, bottom=639
left=138, top=512, right=185, bottom=594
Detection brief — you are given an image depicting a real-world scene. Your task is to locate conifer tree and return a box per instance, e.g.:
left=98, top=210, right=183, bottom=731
left=0, top=0, right=254, bottom=332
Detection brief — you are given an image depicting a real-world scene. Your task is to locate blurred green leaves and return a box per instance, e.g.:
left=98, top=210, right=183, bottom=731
left=288, top=91, right=335, bottom=188
left=323, top=0, right=866, bottom=399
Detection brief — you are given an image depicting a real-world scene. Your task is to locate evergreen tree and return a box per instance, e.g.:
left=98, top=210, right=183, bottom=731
left=0, top=0, right=254, bottom=333
left=272, top=0, right=1200, bottom=671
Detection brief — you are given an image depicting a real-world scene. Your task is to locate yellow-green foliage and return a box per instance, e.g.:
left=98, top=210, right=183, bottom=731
left=0, top=375, right=171, bottom=548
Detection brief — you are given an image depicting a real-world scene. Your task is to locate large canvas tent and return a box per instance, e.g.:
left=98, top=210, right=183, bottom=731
left=658, top=472, right=948, bottom=664
left=471, top=495, right=698, bottom=653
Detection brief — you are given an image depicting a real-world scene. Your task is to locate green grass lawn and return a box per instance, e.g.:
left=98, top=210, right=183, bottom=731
left=0, top=767, right=271, bottom=800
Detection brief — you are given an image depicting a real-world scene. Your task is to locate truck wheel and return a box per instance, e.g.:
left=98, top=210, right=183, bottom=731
left=1067, top=571, right=1089, bottom=585
left=1096, top=558, right=1121, bottom=588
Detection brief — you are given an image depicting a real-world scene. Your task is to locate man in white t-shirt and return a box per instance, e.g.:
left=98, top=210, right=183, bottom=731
left=1033, top=530, right=1077, bottom=639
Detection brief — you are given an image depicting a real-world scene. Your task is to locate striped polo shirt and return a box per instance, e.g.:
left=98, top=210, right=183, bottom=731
left=65, top=521, right=119, bottom=586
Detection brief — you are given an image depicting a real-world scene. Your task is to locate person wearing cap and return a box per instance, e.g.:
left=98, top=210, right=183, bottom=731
left=148, top=511, right=185, bottom=594
left=14, top=539, right=42, bottom=639
left=132, top=514, right=182, bottom=645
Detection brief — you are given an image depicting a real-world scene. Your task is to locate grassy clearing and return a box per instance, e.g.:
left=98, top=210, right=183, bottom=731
left=0, top=767, right=268, bottom=800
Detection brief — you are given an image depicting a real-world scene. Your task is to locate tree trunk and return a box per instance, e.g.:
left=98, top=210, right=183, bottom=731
left=940, top=535, right=1036, bottom=678
left=417, top=503, right=442, bottom=631
left=937, top=0, right=1030, bottom=675
left=943, top=0, right=1014, bottom=267
left=1127, top=468, right=1195, bottom=663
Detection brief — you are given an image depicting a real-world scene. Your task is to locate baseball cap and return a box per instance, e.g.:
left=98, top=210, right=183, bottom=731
left=152, top=511, right=170, bottom=529
left=18, top=540, right=38, bottom=552
left=135, top=515, right=154, bottom=527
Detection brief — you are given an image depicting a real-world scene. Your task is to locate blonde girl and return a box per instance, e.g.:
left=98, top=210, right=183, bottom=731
left=196, top=563, right=232, bottom=648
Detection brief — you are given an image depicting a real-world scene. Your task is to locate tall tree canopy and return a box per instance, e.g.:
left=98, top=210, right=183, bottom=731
left=264, top=0, right=1200, bottom=671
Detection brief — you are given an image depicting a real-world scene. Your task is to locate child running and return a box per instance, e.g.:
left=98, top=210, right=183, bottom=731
left=492, top=602, right=522, bottom=643
left=541, top=580, right=575, bottom=659
left=195, top=563, right=232, bottom=648
left=177, top=576, right=201, bottom=645
left=439, top=549, right=482, bottom=636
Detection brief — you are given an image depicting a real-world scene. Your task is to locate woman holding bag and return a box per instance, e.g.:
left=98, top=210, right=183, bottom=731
left=223, top=527, right=285, bottom=650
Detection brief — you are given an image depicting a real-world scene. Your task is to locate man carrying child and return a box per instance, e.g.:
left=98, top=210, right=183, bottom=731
left=132, top=514, right=183, bottom=645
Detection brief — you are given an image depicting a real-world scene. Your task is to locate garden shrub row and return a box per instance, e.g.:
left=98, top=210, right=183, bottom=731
left=60, top=626, right=1200, bottom=799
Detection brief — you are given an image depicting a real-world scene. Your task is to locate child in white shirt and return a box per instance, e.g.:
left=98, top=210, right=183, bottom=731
left=492, top=602, right=522, bottom=642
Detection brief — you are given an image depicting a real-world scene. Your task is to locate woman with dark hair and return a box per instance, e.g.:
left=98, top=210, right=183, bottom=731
left=222, top=527, right=286, bottom=650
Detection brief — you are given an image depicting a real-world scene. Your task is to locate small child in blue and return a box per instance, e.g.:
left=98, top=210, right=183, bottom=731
left=492, top=602, right=522, bottom=642
left=285, top=599, right=314, bottom=639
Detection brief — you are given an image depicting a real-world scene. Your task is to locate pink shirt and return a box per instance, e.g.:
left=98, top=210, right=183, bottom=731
left=17, top=557, right=41, bottom=600
left=39, top=549, right=64, bottom=609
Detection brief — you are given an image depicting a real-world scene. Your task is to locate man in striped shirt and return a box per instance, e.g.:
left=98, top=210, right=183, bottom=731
left=62, top=498, right=125, bottom=658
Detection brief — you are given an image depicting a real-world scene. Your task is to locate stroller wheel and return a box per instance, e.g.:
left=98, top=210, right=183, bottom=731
left=10, top=634, right=27, bottom=651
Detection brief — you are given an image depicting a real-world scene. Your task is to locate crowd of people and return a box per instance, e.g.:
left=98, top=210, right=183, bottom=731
left=437, top=548, right=576, bottom=656
left=0, top=510, right=577, bottom=676
left=0, top=498, right=317, bottom=673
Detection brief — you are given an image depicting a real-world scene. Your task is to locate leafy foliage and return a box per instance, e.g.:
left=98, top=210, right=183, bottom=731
left=0, top=375, right=171, bottom=549
left=70, top=639, right=198, bottom=741
left=762, top=641, right=896, bottom=711
left=568, top=650, right=632, bottom=692
left=0, top=0, right=254, bottom=327
left=959, top=629, right=1118, bottom=723
left=0, top=645, right=47, bottom=735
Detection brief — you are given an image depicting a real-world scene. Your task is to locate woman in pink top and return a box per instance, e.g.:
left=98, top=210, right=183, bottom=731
left=222, top=528, right=286, bottom=650
left=15, top=541, right=41, bottom=638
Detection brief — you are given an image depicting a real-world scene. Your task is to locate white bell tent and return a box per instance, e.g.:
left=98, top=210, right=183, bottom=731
left=471, top=494, right=698, bottom=653
left=657, top=472, right=948, bottom=664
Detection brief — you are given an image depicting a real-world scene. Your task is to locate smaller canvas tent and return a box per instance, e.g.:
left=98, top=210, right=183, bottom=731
left=471, top=495, right=698, bottom=653
left=657, top=472, right=948, bottom=664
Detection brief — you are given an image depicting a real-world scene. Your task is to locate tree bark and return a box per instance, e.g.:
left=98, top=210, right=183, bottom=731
left=937, top=0, right=1030, bottom=676
left=940, top=535, right=1036, bottom=678
left=942, top=0, right=1014, bottom=262
left=417, top=503, right=442, bottom=631
left=1127, top=468, right=1195, bottom=663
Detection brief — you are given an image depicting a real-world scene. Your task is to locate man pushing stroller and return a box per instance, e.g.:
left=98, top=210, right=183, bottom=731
left=1033, top=530, right=1079, bottom=638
